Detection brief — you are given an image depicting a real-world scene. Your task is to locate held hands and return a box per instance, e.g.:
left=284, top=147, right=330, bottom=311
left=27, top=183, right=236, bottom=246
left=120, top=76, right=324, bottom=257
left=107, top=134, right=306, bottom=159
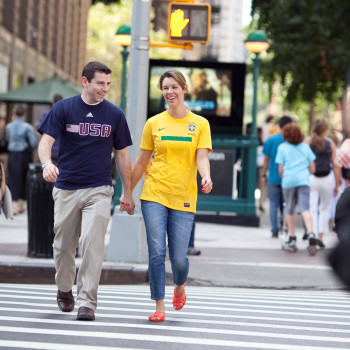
left=201, top=177, right=213, bottom=194
left=42, top=163, right=59, bottom=183
left=119, top=192, right=135, bottom=215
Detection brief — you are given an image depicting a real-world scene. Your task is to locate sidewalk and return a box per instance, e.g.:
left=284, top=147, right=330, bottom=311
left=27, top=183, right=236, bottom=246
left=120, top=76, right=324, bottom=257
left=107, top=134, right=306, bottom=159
left=0, top=203, right=345, bottom=290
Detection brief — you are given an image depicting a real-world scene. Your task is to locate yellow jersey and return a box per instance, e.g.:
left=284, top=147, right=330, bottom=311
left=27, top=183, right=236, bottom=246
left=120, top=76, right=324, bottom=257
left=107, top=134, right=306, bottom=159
left=140, top=110, right=212, bottom=213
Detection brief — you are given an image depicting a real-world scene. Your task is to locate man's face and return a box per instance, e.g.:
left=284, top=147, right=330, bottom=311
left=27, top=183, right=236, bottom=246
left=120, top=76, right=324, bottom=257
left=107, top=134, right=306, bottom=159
left=82, top=72, right=111, bottom=104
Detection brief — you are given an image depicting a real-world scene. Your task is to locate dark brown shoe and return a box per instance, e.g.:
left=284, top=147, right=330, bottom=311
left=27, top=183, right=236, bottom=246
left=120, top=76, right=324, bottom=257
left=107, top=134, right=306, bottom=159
left=57, top=290, right=74, bottom=312
left=77, top=306, right=95, bottom=321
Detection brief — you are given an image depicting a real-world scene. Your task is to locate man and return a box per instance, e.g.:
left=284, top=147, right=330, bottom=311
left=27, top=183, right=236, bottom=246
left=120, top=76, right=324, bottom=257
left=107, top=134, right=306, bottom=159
left=328, top=138, right=350, bottom=288
left=38, top=61, right=135, bottom=321
left=261, top=116, right=293, bottom=237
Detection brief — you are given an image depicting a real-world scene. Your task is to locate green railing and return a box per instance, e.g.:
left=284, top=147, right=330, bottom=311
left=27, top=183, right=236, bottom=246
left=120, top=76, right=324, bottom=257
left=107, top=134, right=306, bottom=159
left=196, top=137, right=258, bottom=216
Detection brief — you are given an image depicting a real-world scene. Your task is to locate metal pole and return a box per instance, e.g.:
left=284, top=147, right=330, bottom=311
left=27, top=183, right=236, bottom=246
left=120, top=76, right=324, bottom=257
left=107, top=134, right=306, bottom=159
left=120, top=46, right=129, bottom=112
left=113, top=47, right=129, bottom=207
left=108, top=0, right=151, bottom=263
left=246, top=53, right=261, bottom=215
left=251, top=53, right=261, bottom=140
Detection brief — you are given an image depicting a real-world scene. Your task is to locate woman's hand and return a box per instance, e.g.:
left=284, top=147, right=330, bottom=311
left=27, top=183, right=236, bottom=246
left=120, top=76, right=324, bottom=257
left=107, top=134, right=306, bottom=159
left=201, top=177, right=213, bottom=194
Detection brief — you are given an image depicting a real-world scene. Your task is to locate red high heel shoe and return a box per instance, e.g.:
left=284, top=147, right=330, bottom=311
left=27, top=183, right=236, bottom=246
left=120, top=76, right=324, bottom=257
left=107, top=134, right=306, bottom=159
left=173, top=284, right=186, bottom=311
left=148, top=311, right=165, bottom=322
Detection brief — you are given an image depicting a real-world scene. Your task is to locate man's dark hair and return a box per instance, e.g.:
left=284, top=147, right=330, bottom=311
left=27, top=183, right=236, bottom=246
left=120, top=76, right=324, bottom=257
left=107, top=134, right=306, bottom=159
left=279, top=115, right=293, bottom=129
left=82, top=61, right=112, bottom=82
left=52, top=94, right=63, bottom=104
left=15, top=103, right=27, bottom=117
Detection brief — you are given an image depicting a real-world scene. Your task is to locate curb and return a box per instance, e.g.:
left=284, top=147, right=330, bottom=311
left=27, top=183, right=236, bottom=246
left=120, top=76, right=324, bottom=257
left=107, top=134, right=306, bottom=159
left=0, top=263, right=148, bottom=285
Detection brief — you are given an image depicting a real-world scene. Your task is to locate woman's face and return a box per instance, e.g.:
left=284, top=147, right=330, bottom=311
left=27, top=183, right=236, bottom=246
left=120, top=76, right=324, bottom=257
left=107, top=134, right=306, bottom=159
left=161, top=77, right=187, bottom=108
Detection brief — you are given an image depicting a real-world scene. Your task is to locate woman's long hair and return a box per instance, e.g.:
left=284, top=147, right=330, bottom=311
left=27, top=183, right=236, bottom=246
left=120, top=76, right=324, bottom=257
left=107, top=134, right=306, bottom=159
left=310, top=118, right=328, bottom=153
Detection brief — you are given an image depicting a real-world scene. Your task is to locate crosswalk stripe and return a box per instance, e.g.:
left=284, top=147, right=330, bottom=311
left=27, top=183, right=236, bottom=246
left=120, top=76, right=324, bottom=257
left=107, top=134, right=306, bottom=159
left=2, top=304, right=350, bottom=329
left=1, top=315, right=350, bottom=338
left=0, top=284, right=349, bottom=350
left=1, top=326, right=349, bottom=350
left=0, top=340, right=144, bottom=350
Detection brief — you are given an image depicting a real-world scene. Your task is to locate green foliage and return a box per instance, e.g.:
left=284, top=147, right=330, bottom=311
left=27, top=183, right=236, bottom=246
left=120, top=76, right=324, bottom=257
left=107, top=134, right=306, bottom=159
left=87, top=0, right=132, bottom=104
left=252, top=0, right=350, bottom=107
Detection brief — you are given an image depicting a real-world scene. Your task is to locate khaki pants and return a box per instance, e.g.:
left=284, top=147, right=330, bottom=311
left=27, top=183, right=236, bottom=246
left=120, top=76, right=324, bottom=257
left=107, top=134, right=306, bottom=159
left=52, top=185, right=114, bottom=310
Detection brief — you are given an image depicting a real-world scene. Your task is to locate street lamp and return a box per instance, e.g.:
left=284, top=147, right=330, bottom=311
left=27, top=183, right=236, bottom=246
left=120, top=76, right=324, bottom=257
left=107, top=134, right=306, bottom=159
left=244, top=30, right=269, bottom=139
left=115, top=24, right=131, bottom=112
left=244, top=30, right=269, bottom=215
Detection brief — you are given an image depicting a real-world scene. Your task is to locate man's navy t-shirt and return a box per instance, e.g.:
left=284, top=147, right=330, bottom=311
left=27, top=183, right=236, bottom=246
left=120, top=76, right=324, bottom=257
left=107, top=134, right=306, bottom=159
left=38, top=95, right=132, bottom=190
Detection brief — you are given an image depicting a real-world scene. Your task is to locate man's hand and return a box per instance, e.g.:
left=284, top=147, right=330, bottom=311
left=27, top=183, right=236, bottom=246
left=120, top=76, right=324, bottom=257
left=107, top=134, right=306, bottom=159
left=42, top=163, right=59, bottom=183
left=170, top=9, right=189, bottom=37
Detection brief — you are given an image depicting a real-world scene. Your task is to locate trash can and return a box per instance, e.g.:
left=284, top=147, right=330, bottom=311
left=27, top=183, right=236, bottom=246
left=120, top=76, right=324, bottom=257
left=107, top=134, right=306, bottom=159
left=26, top=163, right=55, bottom=258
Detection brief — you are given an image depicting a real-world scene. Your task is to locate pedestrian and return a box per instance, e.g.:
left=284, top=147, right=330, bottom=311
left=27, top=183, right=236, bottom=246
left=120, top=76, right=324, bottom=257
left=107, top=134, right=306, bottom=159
left=328, top=138, right=350, bottom=288
left=329, top=132, right=346, bottom=229
left=37, top=94, right=63, bottom=164
left=275, top=123, right=317, bottom=253
left=5, top=104, right=37, bottom=215
left=305, top=119, right=340, bottom=248
left=261, top=114, right=278, bottom=143
left=261, top=116, right=293, bottom=237
left=38, top=61, right=135, bottom=321
left=123, top=70, right=212, bottom=322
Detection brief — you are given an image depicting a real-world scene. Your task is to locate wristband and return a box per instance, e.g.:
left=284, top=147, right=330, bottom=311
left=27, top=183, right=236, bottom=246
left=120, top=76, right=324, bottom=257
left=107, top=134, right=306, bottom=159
left=41, top=161, right=52, bottom=169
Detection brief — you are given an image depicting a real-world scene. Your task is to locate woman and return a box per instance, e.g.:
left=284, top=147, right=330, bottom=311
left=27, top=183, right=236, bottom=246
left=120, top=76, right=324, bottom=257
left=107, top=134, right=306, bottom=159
left=5, top=104, right=37, bottom=215
left=275, top=123, right=316, bottom=253
left=306, top=119, right=340, bottom=248
left=121, top=70, right=212, bottom=322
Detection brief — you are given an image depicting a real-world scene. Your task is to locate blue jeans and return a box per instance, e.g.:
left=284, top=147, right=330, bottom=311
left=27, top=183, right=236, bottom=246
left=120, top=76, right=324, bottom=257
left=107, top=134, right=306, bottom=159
left=268, top=184, right=284, bottom=232
left=141, top=200, right=194, bottom=300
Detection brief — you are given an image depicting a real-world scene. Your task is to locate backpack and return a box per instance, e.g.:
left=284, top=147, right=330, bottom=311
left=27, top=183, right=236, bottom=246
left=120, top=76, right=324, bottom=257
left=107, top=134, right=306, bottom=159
left=311, top=139, right=331, bottom=177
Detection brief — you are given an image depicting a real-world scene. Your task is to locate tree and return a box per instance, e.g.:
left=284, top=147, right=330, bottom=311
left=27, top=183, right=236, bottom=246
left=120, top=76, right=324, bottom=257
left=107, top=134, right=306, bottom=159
left=252, top=0, right=350, bottom=131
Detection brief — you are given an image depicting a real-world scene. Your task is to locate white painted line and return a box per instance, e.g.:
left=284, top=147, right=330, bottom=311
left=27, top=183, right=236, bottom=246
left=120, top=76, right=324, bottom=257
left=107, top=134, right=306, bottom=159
left=1, top=294, right=349, bottom=316
left=0, top=326, right=349, bottom=350
left=0, top=304, right=349, bottom=330
left=206, top=261, right=333, bottom=270
left=0, top=340, right=144, bottom=350
left=1, top=315, right=350, bottom=337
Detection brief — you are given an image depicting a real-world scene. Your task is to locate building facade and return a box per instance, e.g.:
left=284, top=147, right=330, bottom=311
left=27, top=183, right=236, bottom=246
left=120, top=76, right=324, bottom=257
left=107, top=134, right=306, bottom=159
left=0, top=0, right=91, bottom=94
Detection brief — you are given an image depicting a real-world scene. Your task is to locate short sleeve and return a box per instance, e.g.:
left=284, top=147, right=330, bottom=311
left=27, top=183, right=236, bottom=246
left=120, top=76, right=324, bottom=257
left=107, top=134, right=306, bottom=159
left=197, top=118, right=212, bottom=151
left=113, top=111, right=132, bottom=150
left=37, top=102, right=65, bottom=139
left=263, top=138, right=271, bottom=156
left=140, top=119, right=154, bottom=151
left=307, top=145, right=316, bottom=162
left=275, top=144, right=284, bottom=164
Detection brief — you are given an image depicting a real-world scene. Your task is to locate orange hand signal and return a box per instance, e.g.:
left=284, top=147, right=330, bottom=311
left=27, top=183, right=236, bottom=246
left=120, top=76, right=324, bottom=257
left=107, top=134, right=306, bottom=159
left=170, top=9, right=189, bottom=37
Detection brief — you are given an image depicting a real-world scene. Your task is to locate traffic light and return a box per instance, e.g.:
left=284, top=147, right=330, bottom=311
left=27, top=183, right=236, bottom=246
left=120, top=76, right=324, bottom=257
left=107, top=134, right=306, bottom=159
left=168, top=2, right=211, bottom=44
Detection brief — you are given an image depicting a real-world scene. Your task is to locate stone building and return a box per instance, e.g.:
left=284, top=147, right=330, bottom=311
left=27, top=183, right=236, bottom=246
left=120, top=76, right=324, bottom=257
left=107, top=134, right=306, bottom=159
left=0, top=0, right=91, bottom=95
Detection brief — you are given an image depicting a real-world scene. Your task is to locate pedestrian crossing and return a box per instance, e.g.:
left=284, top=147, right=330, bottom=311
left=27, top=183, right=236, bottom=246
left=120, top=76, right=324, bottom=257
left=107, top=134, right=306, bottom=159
left=0, top=284, right=349, bottom=350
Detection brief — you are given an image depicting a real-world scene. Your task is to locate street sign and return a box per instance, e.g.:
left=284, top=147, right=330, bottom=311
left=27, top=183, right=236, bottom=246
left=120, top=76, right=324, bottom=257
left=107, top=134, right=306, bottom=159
left=168, top=2, right=211, bottom=44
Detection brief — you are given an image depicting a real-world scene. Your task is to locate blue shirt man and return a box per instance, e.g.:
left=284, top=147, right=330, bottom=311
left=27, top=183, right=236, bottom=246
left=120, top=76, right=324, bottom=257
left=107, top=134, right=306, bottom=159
left=261, top=116, right=293, bottom=237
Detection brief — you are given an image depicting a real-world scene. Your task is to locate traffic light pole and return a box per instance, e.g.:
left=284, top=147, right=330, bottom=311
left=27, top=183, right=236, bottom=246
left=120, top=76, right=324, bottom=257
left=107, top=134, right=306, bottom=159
left=107, top=0, right=151, bottom=263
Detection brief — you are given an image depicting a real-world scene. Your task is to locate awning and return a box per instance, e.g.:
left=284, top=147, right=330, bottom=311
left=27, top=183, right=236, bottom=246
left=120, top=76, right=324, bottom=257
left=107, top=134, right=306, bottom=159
left=0, top=76, right=82, bottom=104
